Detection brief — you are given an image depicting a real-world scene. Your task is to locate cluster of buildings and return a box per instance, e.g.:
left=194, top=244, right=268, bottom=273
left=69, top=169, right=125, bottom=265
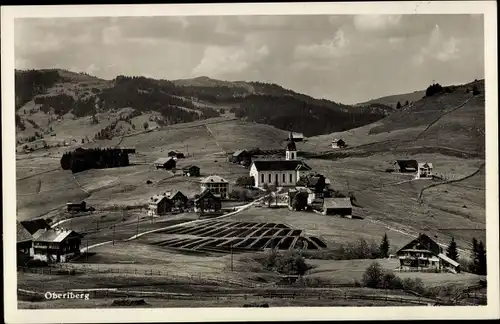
left=147, top=174, right=230, bottom=217
left=17, top=219, right=83, bottom=265
left=394, top=159, right=434, bottom=179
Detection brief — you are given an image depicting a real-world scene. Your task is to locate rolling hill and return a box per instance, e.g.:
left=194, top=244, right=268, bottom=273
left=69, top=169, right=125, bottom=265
left=14, top=69, right=395, bottom=147
left=304, top=79, right=485, bottom=158
left=356, top=90, right=426, bottom=108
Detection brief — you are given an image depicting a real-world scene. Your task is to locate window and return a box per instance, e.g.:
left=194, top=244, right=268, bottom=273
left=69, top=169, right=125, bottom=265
left=275, top=174, right=278, bottom=184
left=261, top=174, right=264, bottom=183
left=289, top=173, right=293, bottom=183
left=283, top=173, right=286, bottom=183
left=268, top=174, right=271, bottom=183
left=291, top=152, right=295, bottom=159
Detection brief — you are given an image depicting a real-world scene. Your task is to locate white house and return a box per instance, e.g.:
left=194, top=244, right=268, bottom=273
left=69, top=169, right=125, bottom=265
left=249, top=140, right=312, bottom=188
left=331, top=138, right=346, bottom=149
left=416, top=163, right=433, bottom=179
left=200, top=175, right=230, bottom=199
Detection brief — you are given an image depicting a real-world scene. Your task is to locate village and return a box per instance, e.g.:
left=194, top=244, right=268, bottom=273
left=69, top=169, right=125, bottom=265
left=17, top=131, right=469, bottom=279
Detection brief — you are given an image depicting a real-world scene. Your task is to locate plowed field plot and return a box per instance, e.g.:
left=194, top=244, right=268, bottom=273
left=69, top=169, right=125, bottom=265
left=152, top=221, right=327, bottom=253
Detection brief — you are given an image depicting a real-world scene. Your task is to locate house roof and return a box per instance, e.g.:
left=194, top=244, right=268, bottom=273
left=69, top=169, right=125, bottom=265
left=153, top=157, right=175, bottom=165
left=201, top=175, right=228, bottom=184
left=195, top=188, right=220, bottom=201
left=20, top=218, right=51, bottom=235
left=232, top=149, right=248, bottom=157
left=167, top=191, right=187, bottom=200
left=419, top=162, right=434, bottom=169
left=33, top=228, right=82, bottom=243
left=395, top=160, right=418, bottom=170
left=438, top=253, right=460, bottom=268
left=290, top=132, right=304, bottom=138
left=324, top=198, right=352, bottom=209
left=397, top=233, right=442, bottom=256
left=149, top=195, right=170, bottom=204
left=17, top=222, right=33, bottom=243
left=252, top=160, right=312, bottom=171
left=332, top=138, right=344, bottom=143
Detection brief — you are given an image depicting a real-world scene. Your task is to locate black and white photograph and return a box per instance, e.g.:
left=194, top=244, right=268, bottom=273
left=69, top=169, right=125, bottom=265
left=2, top=2, right=499, bottom=323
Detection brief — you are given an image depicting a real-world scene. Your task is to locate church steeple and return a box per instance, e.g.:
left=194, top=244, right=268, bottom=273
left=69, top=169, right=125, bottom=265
left=285, top=135, right=297, bottom=161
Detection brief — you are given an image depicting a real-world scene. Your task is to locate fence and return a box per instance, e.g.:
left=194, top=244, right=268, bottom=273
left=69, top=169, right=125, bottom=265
left=18, top=286, right=444, bottom=306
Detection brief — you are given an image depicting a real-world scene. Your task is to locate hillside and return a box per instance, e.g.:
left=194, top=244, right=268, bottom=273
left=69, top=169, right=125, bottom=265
left=304, top=79, right=485, bottom=158
left=15, top=69, right=395, bottom=146
left=357, top=90, right=426, bottom=108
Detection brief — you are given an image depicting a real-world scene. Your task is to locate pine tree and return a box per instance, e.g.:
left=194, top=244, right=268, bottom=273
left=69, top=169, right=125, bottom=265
left=477, top=240, right=487, bottom=275
left=446, top=237, right=459, bottom=261
left=379, top=233, right=390, bottom=258
left=471, top=237, right=481, bottom=274
left=396, top=101, right=402, bottom=109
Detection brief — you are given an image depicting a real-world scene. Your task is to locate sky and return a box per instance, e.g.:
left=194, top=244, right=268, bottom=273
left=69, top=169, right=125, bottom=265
left=14, top=14, right=484, bottom=104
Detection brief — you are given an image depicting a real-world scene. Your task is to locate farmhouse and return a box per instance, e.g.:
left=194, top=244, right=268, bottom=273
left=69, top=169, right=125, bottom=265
left=148, top=194, right=174, bottom=216
left=322, top=198, right=353, bottom=217
left=394, top=160, right=418, bottom=173
left=331, top=138, right=346, bottom=149
left=416, top=162, right=433, bottom=179
left=396, top=234, right=460, bottom=273
left=20, top=218, right=51, bottom=235
left=66, top=201, right=87, bottom=213
left=166, top=191, right=189, bottom=211
left=153, top=157, right=177, bottom=170
left=32, top=228, right=83, bottom=263
left=17, top=222, right=33, bottom=263
left=194, top=189, right=222, bottom=215
left=230, top=149, right=251, bottom=164
left=200, top=175, right=230, bottom=199
left=182, top=165, right=200, bottom=177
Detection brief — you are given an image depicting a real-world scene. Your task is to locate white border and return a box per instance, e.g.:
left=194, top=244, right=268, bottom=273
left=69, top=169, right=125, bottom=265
left=2, top=2, right=499, bottom=323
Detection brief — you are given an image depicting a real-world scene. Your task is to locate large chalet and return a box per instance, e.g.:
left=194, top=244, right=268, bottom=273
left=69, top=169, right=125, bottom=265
left=396, top=234, right=460, bottom=273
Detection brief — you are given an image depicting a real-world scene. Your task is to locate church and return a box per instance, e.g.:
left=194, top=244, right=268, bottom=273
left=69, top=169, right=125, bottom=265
left=249, top=134, right=312, bottom=188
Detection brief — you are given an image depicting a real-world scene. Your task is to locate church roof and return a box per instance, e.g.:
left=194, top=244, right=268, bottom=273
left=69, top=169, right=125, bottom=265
left=252, top=160, right=311, bottom=171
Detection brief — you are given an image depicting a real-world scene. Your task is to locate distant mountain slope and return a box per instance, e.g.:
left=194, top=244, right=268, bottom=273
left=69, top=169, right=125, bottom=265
left=305, top=79, right=485, bottom=158
left=15, top=69, right=395, bottom=143
left=357, top=90, right=426, bottom=108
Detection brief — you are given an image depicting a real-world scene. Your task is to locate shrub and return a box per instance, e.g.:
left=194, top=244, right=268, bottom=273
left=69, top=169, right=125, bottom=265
left=339, top=238, right=381, bottom=260
left=261, top=249, right=311, bottom=276
left=425, top=83, right=444, bottom=97
left=362, top=262, right=384, bottom=288
left=472, top=85, right=481, bottom=96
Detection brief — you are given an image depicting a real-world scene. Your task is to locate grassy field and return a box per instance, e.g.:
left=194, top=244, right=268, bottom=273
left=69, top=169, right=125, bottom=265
left=305, top=153, right=485, bottom=251
left=307, top=258, right=482, bottom=287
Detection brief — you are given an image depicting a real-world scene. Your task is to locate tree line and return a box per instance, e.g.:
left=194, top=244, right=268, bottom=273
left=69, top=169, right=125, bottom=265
left=60, top=148, right=133, bottom=173
left=15, top=70, right=61, bottom=109
left=233, top=94, right=387, bottom=137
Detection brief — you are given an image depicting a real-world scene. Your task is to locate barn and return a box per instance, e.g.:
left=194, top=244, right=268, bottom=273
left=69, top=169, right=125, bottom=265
left=17, top=222, right=33, bottom=263
left=182, top=165, right=200, bottom=177
left=322, top=198, right=353, bottom=217
left=147, top=194, right=174, bottom=216
left=153, top=157, right=177, bottom=170
left=394, top=160, right=419, bottom=173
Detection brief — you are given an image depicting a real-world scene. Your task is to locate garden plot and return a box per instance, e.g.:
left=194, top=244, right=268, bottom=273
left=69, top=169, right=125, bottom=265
left=147, top=220, right=328, bottom=253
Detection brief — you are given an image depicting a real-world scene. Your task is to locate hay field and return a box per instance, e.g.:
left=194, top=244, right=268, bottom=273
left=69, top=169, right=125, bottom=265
left=307, top=258, right=482, bottom=286
left=306, top=153, right=485, bottom=250
left=227, top=206, right=412, bottom=250
left=207, top=120, right=290, bottom=152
